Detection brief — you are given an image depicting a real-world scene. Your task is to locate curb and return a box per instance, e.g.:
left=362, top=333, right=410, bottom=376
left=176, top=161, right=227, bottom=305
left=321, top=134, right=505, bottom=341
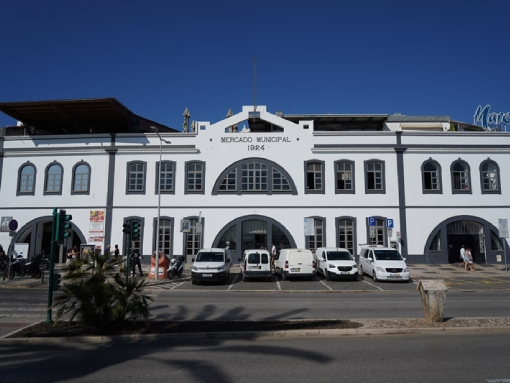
left=2, top=324, right=510, bottom=344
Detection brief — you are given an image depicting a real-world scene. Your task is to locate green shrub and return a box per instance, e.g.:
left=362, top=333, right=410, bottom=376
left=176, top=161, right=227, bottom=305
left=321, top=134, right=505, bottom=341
left=53, top=250, right=153, bottom=333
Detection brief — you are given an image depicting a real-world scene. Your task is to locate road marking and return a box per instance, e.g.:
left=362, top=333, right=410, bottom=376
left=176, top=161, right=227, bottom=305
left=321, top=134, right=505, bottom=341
left=319, top=280, right=333, bottom=291
left=148, top=281, right=185, bottom=290
left=362, top=280, right=383, bottom=291
left=276, top=279, right=281, bottom=291
left=228, top=274, right=240, bottom=290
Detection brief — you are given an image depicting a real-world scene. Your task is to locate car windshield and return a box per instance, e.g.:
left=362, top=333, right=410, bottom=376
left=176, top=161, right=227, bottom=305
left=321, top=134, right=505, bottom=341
left=374, top=250, right=403, bottom=261
left=327, top=251, right=353, bottom=260
left=196, top=252, right=224, bottom=262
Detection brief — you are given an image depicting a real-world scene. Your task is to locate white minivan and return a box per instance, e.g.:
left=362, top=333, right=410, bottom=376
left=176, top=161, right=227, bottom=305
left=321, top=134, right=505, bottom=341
left=316, top=247, right=358, bottom=281
left=274, top=248, right=316, bottom=280
left=238, top=249, right=272, bottom=281
left=358, top=245, right=410, bottom=282
left=191, top=248, right=231, bottom=284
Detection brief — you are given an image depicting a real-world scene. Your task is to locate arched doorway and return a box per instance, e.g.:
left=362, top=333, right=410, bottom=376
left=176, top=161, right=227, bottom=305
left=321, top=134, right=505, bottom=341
left=213, top=215, right=296, bottom=261
left=424, top=215, right=504, bottom=264
left=10, top=216, right=86, bottom=263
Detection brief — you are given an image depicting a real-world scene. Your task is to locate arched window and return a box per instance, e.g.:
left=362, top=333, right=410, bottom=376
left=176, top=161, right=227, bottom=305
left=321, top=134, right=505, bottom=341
left=44, top=162, right=63, bottom=195
left=156, top=160, right=175, bottom=194
left=185, top=161, right=205, bottom=195
left=364, top=160, right=385, bottom=194
left=480, top=159, right=501, bottom=194
left=213, top=158, right=297, bottom=195
left=336, top=217, right=356, bottom=255
left=421, top=159, right=442, bottom=194
left=17, top=162, right=36, bottom=196
left=127, top=161, right=146, bottom=194
left=305, top=160, right=325, bottom=194
left=451, top=159, right=471, bottom=194
left=72, top=161, right=91, bottom=194
left=335, top=160, right=355, bottom=194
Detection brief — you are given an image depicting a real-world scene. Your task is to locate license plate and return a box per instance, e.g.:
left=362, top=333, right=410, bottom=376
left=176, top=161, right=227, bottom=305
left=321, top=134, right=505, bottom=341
left=340, top=271, right=350, bottom=275
left=249, top=266, right=261, bottom=270
left=202, top=274, right=212, bottom=277
left=291, top=268, right=301, bottom=272
left=389, top=274, right=401, bottom=278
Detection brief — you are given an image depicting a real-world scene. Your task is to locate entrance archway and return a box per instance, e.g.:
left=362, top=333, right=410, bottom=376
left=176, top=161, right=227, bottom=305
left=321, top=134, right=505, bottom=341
left=424, top=215, right=504, bottom=264
left=212, top=215, right=296, bottom=260
left=10, top=216, right=86, bottom=263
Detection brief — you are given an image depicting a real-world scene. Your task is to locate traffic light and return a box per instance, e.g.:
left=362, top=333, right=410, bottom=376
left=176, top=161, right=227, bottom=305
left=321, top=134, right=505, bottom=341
left=57, top=209, right=72, bottom=242
left=52, top=273, right=61, bottom=291
left=123, top=221, right=132, bottom=236
left=132, top=221, right=141, bottom=241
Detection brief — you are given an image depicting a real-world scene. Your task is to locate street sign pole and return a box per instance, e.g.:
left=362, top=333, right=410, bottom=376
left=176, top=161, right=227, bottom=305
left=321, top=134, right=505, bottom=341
left=498, top=219, right=508, bottom=273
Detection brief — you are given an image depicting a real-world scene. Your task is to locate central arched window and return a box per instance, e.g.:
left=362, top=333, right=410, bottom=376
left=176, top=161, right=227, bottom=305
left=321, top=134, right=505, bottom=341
left=213, top=158, right=297, bottom=195
left=72, top=162, right=91, bottom=194
left=44, top=162, right=63, bottom=195
left=451, top=159, right=471, bottom=194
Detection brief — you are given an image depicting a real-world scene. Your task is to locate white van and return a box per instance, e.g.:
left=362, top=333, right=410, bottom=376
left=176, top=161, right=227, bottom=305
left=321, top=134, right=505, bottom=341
left=238, top=249, right=272, bottom=281
left=274, top=248, right=316, bottom=280
left=316, top=247, right=358, bottom=281
left=191, top=248, right=231, bottom=284
left=358, top=245, right=410, bottom=282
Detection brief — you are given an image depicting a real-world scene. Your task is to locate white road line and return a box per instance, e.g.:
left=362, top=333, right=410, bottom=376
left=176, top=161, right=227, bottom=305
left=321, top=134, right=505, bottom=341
left=228, top=274, right=240, bottom=290
left=319, top=280, right=333, bottom=291
left=362, top=280, right=383, bottom=291
left=276, top=279, right=281, bottom=290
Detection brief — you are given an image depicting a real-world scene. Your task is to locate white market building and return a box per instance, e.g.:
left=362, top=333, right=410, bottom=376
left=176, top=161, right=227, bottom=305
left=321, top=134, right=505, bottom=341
left=0, top=98, right=508, bottom=265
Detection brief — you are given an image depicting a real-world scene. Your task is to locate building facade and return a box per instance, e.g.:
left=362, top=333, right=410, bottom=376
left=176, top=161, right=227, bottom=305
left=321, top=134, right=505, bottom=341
left=0, top=100, right=508, bottom=265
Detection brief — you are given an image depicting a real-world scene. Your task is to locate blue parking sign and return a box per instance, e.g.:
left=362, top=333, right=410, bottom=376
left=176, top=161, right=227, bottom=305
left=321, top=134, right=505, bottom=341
left=368, top=217, right=377, bottom=226
left=386, top=218, right=394, bottom=228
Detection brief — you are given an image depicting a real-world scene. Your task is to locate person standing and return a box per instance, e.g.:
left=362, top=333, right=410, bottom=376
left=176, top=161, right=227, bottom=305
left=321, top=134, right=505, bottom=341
left=466, top=248, right=475, bottom=271
left=270, top=242, right=276, bottom=267
left=114, top=244, right=120, bottom=260
left=131, top=249, right=143, bottom=277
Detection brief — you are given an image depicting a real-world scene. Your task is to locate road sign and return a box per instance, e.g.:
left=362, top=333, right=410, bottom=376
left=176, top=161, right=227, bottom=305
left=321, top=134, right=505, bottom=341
left=304, top=218, right=315, bottom=236
left=368, top=217, right=377, bottom=227
left=181, top=219, right=191, bottom=233
left=386, top=218, right=394, bottom=229
left=498, top=218, right=509, bottom=238
left=1, top=216, right=13, bottom=232
left=196, top=222, right=203, bottom=235
left=8, top=219, right=18, bottom=231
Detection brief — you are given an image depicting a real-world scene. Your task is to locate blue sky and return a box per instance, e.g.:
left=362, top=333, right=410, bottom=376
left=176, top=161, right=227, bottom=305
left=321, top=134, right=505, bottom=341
left=1, top=0, right=508, bottom=130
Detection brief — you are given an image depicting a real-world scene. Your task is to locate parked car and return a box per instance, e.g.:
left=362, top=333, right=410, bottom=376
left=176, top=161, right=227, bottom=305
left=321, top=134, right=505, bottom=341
left=316, top=247, right=358, bottom=281
left=238, top=249, right=272, bottom=281
left=274, top=248, right=316, bottom=280
left=191, top=248, right=231, bottom=284
left=358, top=245, right=410, bottom=282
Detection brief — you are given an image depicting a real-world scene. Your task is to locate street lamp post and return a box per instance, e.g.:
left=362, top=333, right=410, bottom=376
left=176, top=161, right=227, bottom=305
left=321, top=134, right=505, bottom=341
left=150, top=126, right=171, bottom=280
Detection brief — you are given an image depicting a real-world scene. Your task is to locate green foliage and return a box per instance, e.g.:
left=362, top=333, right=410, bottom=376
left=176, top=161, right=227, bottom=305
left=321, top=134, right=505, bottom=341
left=53, top=250, right=153, bottom=333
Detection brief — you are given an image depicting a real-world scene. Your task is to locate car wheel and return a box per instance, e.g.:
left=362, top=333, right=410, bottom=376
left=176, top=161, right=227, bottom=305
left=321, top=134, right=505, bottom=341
left=373, top=271, right=378, bottom=282
left=325, top=270, right=331, bottom=281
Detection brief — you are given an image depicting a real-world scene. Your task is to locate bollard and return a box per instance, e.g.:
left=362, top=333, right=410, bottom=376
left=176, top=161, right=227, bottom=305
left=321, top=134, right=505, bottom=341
left=417, top=279, right=448, bottom=323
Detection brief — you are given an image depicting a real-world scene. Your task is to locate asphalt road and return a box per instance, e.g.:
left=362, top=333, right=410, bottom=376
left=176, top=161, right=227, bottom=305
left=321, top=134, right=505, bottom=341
left=1, top=332, right=509, bottom=382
